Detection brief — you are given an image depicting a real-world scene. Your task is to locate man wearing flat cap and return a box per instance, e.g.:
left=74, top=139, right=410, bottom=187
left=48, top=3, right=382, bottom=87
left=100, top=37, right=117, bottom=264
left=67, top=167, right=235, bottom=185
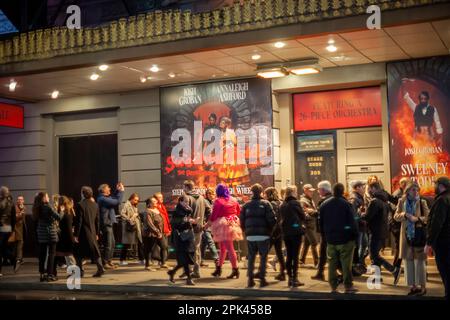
left=426, top=176, right=450, bottom=301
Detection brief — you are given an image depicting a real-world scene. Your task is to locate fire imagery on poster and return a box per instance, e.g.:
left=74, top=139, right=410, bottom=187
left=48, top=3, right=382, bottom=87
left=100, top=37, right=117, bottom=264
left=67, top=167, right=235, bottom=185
left=387, top=56, right=450, bottom=195
left=160, top=78, right=274, bottom=210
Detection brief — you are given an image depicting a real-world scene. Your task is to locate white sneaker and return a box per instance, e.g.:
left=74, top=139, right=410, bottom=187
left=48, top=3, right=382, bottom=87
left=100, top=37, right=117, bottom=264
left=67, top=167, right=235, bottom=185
left=119, top=261, right=129, bottom=266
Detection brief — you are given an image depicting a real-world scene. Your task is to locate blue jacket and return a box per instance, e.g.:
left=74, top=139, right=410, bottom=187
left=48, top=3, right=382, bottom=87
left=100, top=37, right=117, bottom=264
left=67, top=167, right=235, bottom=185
left=98, top=191, right=124, bottom=227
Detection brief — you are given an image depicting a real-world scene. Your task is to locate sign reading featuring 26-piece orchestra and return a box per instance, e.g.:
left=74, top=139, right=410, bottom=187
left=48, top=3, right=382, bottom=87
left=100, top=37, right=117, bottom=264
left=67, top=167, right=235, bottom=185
left=293, top=87, right=382, bottom=132
left=160, top=78, right=274, bottom=210
left=387, top=56, right=450, bottom=195
left=0, top=103, right=24, bottom=129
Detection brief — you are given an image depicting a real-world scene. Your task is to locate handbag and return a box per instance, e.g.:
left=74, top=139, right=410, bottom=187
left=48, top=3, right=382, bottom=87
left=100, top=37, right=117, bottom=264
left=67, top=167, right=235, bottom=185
left=406, top=199, right=427, bottom=248
left=126, top=220, right=137, bottom=232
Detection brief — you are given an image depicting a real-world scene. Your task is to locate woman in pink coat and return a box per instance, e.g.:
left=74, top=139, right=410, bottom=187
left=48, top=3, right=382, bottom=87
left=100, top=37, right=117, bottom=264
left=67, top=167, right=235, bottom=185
left=209, top=184, right=243, bottom=279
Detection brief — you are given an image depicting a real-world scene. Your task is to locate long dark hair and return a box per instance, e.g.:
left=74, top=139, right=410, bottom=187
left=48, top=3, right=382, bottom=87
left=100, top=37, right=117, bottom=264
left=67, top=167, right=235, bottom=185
left=264, top=187, right=280, bottom=202
left=32, top=192, right=47, bottom=220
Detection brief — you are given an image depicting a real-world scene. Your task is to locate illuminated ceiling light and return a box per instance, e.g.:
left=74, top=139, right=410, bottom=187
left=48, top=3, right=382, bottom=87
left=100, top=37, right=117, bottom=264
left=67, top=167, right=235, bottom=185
left=326, top=39, right=337, bottom=52
left=51, top=90, right=59, bottom=99
left=8, top=80, right=17, bottom=92
left=98, top=64, right=109, bottom=71
left=274, top=41, right=286, bottom=49
left=168, top=72, right=176, bottom=78
left=150, top=65, right=160, bottom=72
left=140, top=75, right=147, bottom=83
left=90, top=73, right=100, bottom=81
left=285, top=58, right=322, bottom=76
left=251, top=54, right=261, bottom=60
left=256, top=64, right=288, bottom=78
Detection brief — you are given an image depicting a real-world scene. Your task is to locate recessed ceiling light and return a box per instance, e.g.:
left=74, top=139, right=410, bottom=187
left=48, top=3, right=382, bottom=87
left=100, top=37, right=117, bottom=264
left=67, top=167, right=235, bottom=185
left=257, top=67, right=288, bottom=79
left=99, top=64, right=109, bottom=71
left=274, top=42, right=286, bottom=49
left=51, top=90, right=59, bottom=99
left=326, top=44, right=337, bottom=52
left=168, top=72, right=176, bottom=78
left=90, top=73, right=99, bottom=81
left=150, top=65, right=160, bottom=73
left=8, top=80, right=17, bottom=92
left=140, top=76, right=147, bottom=83
left=288, top=67, right=321, bottom=75
left=252, top=54, right=261, bottom=60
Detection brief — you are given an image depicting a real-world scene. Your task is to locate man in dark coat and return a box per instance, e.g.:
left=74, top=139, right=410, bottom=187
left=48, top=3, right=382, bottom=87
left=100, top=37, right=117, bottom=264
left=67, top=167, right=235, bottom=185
left=364, top=181, right=400, bottom=284
left=426, top=177, right=450, bottom=301
left=319, top=183, right=359, bottom=293
left=74, top=186, right=105, bottom=277
left=240, top=184, right=276, bottom=288
left=312, top=180, right=333, bottom=281
left=349, top=180, right=367, bottom=274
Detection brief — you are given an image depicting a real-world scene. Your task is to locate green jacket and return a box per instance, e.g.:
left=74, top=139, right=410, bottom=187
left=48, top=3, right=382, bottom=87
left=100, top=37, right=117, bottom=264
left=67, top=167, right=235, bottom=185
left=427, top=190, right=450, bottom=247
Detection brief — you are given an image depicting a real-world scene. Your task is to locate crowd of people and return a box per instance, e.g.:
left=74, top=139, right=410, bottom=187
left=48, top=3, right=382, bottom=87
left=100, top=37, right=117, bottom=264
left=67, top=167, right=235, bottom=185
left=0, top=175, right=449, bottom=299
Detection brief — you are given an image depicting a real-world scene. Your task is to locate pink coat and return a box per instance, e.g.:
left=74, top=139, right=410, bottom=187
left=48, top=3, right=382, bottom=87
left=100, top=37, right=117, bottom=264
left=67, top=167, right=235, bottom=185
left=210, top=197, right=241, bottom=222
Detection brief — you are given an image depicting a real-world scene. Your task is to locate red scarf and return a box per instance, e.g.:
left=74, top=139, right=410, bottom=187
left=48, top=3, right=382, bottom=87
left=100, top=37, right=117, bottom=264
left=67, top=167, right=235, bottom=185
left=157, top=202, right=172, bottom=235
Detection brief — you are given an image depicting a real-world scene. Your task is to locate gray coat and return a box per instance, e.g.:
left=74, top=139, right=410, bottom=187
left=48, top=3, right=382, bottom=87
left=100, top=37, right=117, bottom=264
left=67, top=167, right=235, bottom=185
left=120, top=201, right=142, bottom=244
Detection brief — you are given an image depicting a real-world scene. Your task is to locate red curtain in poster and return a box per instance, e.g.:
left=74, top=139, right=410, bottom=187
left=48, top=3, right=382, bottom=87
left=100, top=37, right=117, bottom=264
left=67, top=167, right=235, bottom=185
left=293, top=87, right=382, bottom=132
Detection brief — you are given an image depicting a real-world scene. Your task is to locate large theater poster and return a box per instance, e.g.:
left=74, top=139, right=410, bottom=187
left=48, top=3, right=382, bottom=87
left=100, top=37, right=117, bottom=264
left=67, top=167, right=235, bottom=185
left=160, top=78, right=274, bottom=210
left=387, top=56, right=450, bottom=195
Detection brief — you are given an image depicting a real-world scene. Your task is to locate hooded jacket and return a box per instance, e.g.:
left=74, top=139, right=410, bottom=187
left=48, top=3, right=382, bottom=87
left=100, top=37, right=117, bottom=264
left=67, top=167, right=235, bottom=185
left=364, top=190, right=390, bottom=239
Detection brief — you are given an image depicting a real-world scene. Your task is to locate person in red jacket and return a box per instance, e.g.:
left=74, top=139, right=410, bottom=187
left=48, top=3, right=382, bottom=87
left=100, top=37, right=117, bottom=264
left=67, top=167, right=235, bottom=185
left=153, top=192, right=172, bottom=268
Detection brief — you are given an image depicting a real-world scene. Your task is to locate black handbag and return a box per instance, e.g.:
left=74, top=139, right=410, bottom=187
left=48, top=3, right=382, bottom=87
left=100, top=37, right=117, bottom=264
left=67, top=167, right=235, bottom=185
left=406, top=200, right=427, bottom=247
left=126, top=220, right=137, bottom=232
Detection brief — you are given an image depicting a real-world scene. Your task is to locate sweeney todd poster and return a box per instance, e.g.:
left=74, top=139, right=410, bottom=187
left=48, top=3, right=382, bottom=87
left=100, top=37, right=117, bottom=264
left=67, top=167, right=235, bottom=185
left=160, top=78, right=274, bottom=209
left=387, top=56, right=450, bottom=195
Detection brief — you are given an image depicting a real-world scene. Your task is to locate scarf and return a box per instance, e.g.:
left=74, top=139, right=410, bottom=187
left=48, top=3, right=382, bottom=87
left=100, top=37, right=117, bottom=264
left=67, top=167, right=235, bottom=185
left=405, top=196, right=418, bottom=241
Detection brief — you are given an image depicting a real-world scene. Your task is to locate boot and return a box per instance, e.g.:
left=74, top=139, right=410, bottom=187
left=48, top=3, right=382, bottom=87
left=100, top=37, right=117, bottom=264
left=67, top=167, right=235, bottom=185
left=292, top=276, right=305, bottom=287
left=275, top=272, right=286, bottom=281
left=40, top=273, right=47, bottom=282
left=227, top=268, right=239, bottom=279
left=212, top=265, right=222, bottom=277
left=311, top=270, right=325, bottom=281
left=260, top=278, right=269, bottom=288
left=168, top=269, right=176, bottom=283
left=247, top=277, right=256, bottom=288
left=287, top=276, right=293, bottom=288
left=299, top=246, right=307, bottom=265
left=186, top=276, right=195, bottom=286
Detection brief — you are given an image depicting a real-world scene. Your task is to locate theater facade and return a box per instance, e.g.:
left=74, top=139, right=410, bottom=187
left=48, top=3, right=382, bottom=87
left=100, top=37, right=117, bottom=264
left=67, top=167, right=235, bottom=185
left=0, top=0, right=449, bottom=221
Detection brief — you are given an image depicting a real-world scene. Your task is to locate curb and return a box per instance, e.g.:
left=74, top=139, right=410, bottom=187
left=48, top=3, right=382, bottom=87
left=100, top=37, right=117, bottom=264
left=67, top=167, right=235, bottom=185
left=0, top=282, right=443, bottom=300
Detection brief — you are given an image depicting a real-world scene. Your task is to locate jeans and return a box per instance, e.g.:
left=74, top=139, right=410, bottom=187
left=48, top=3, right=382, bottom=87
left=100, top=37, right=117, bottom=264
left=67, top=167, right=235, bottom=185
left=218, top=240, right=238, bottom=269
left=434, top=239, right=450, bottom=300
left=247, top=239, right=271, bottom=279
left=392, top=230, right=402, bottom=268
left=143, top=237, right=154, bottom=267
left=327, top=241, right=355, bottom=289
left=102, top=225, right=115, bottom=263
left=201, top=230, right=218, bottom=262
left=39, top=242, right=56, bottom=275
left=193, top=232, right=203, bottom=274
left=357, top=232, right=369, bottom=265
left=270, top=237, right=286, bottom=273
left=317, top=234, right=327, bottom=274
left=369, top=235, right=395, bottom=273
left=0, top=232, right=12, bottom=273
left=284, top=235, right=302, bottom=279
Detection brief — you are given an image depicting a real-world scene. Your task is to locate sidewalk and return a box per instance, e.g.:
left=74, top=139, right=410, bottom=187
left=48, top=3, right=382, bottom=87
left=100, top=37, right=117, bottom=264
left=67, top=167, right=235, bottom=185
left=0, top=256, right=445, bottom=300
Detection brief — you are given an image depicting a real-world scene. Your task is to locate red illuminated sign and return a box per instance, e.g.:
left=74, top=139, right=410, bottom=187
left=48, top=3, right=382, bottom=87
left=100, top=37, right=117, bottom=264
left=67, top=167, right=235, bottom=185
left=293, top=87, right=382, bottom=131
left=0, top=103, right=24, bottom=129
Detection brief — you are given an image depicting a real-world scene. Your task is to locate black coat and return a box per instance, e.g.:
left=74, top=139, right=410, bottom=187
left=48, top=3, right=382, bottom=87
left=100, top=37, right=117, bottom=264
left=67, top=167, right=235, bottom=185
left=316, top=194, right=332, bottom=233
left=172, top=203, right=195, bottom=266
left=57, top=212, right=75, bottom=254
left=427, top=190, right=450, bottom=247
left=319, top=196, right=358, bottom=245
left=349, top=191, right=366, bottom=233
left=240, top=197, right=276, bottom=237
left=364, top=191, right=390, bottom=240
left=270, top=200, right=283, bottom=239
left=74, top=199, right=101, bottom=259
left=35, top=204, right=62, bottom=244
left=279, top=196, right=306, bottom=238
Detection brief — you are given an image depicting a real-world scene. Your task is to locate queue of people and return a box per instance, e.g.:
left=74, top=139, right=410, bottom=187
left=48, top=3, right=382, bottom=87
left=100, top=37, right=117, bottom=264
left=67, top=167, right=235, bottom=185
left=0, top=176, right=449, bottom=300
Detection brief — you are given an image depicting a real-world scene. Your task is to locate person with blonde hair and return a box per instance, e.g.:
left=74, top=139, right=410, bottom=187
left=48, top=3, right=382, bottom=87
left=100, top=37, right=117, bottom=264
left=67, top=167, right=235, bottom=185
left=394, top=182, right=429, bottom=295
